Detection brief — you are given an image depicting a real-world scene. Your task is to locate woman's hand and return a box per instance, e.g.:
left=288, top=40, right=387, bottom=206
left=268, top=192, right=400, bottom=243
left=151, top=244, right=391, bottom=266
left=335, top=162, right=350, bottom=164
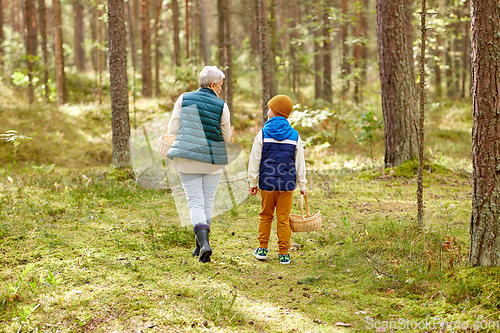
left=249, top=187, right=258, bottom=195
left=300, top=189, right=308, bottom=197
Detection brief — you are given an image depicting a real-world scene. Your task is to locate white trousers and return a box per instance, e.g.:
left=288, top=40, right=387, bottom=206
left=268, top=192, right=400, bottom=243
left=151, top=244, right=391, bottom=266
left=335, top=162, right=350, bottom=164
left=178, top=172, right=223, bottom=227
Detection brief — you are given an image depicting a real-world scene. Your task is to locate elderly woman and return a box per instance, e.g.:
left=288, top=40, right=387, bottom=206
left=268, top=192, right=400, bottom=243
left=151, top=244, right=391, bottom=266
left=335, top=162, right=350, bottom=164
left=167, top=66, right=231, bottom=263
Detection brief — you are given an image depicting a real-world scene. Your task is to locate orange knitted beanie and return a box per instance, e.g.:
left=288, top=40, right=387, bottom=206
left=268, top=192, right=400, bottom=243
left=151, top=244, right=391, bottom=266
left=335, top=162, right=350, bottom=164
left=268, top=95, right=294, bottom=119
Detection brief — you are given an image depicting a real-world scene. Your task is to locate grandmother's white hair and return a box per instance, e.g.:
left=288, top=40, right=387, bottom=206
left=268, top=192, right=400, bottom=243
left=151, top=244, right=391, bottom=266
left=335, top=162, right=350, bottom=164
left=199, top=66, right=225, bottom=87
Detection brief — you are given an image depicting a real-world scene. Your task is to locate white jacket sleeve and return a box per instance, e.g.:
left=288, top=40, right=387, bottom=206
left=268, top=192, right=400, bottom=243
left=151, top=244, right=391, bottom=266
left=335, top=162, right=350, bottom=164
left=221, top=103, right=232, bottom=142
left=295, top=136, right=307, bottom=191
left=167, top=95, right=183, bottom=135
left=247, top=130, right=263, bottom=188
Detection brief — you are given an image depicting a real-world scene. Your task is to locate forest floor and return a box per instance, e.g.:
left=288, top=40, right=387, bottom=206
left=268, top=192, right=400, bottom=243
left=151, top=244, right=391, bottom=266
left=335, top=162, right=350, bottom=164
left=2, top=81, right=500, bottom=332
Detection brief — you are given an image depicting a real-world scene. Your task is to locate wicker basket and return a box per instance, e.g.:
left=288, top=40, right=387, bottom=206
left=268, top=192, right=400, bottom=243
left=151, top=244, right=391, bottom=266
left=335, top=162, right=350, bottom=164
left=158, top=126, right=176, bottom=158
left=289, top=195, right=322, bottom=232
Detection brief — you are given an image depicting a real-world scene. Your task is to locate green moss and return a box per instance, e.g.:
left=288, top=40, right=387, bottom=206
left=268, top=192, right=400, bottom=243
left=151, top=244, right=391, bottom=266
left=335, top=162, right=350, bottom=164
left=387, top=158, right=452, bottom=178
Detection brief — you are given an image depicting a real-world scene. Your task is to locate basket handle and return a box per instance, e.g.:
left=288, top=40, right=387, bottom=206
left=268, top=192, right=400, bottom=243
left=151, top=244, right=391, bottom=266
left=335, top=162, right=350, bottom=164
left=160, top=122, right=169, bottom=138
left=304, top=194, right=310, bottom=216
left=299, top=194, right=310, bottom=217
left=300, top=195, right=304, bottom=218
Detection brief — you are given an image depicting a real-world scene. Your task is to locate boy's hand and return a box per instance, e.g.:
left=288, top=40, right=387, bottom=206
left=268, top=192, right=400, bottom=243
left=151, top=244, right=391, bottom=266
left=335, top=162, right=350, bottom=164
left=300, top=189, right=308, bottom=197
left=249, top=187, right=258, bottom=195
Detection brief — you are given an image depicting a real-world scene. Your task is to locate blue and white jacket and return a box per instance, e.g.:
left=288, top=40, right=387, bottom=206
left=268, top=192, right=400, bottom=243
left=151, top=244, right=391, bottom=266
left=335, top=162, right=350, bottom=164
left=248, top=116, right=307, bottom=192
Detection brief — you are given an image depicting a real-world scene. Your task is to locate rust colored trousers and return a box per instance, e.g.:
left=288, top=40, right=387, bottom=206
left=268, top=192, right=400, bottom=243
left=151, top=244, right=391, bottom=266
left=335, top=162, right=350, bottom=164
left=258, top=190, right=294, bottom=255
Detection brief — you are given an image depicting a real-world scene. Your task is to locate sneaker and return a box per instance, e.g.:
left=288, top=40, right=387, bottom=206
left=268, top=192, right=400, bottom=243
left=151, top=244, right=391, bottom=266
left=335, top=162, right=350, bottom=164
left=279, top=254, right=291, bottom=265
left=253, top=248, right=268, bottom=260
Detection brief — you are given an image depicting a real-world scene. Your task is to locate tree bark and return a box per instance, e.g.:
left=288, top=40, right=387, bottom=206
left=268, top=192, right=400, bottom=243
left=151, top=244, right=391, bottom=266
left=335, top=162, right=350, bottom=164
left=172, top=0, right=181, bottom=67
left=323, top=0, right=332, bottom=103
left=313, top=1, right=322, bottom=100
left=434, top=34, right=442, bottom=99
left=341, top=0, right=350, bottom=98
left=74, top=0, right=86, bottom=71
left=154, top=0, right=162, bottom=97
left=461, top=0, right=470, bottom=99
left=217, top=0, right=225, bottom=96
left=108, top=0, right=131, bottom=168
left=141, top=0, right=152, bottom=97
left=53, top=0, right=67, bottom=105
left=469, top=0, right=500, bottom=267
left=37, top=0, right=49, bottom=100
left=29, top=0, right=38, bottom=57
left=269, top=0, right=278, bottom=98
left=25, top=0, right=34, bottom=104
left=199, top=0, right=210, bottom=65
left=217, top=0, right=225, bottom=83
left=353, top=3, right=362, bottom=104
left=376, top=0, right=418, bottom=167
left=90, top=2, right=98, bottom=72
left=125, top=0, right=138, bottom=76
left=185, top=0, right=189, bottom=59
left=97, top=0, right=103, bottom=104
left=258, top=0, right=270, bottom=123
left=224, top=0, right=233, bottom=117
left=0, top=0, right=3, bottom=67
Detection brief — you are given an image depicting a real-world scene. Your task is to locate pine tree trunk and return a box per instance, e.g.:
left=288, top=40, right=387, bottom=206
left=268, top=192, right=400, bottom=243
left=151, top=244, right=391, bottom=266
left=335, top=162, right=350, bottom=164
left=108, top=0, right=131, bottom=168
left=461, top=0, right=470, bottom=99
left=140, top=0, right=152, bottom=97
left=97, top=0, right=103, bottom=104
left=360, top=0, right=368, bottom=91
left=269, top=0, right=278, bottom=98
left=74, top=0, right=86, bottom=71
left=224, top=0, right=233, bottom=119
left=445, top=40, right=453, bottom=98
left=313, top=1, right=322, bottom=100
left=469, top=0, right=500, bottom=267
left=258, top=0, right=270, bottom=123
left=185, top=0, right=189, bottom=59
left=172, top=0, right=181, bottom=67
left=376, top=0, right=418, bottom=167
left=14, top=1, right=23, bottom=34
left=154, top=0, right=162, bottom=97
left=53, top=0, right=67, bottom=105
left=199, top=0, right=210, bottom=65
left=0, top=0, right=4, bottom=67
left=353, top=5, right=361, bottom=104
left=323, top=0, right=332, bottom=103
left=434, top=34, right=442, bottom=99
left=90, top=3, right=98, bottom=72
left=125, top=0, right=138, bottom=76
left=341, top=0, right=350, bottom=98
left=217, top=0, right=225, bottom=101
left=37, top=0, right=49, bottom=100
left=25, top=0, right=34, bottom=104
left=29, top=0, right=38, bottom=57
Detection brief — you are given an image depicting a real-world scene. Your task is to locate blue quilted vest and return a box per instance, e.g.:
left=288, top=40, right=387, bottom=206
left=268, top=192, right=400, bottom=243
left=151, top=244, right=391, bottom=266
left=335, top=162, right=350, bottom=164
left=259, top=117, right=299, bottom=191
left=167, top=88, right=228, bottom=164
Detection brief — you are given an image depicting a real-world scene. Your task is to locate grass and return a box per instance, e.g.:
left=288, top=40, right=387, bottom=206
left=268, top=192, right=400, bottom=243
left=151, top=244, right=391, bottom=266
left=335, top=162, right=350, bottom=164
left=1, top=75, right=499, bottom=332
left=1, top=162, right=499, bottom=332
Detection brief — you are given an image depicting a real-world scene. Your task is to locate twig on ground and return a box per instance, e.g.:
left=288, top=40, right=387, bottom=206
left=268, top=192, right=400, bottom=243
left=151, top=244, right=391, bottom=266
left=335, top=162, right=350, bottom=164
left=78, top=245, right=92, bottom=266
left=364, top=252, right=402, bottom=283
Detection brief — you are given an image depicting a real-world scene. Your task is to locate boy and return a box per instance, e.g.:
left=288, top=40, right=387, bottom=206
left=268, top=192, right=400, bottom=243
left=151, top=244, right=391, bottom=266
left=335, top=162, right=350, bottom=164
left=248, top=95, right=307, bottom=265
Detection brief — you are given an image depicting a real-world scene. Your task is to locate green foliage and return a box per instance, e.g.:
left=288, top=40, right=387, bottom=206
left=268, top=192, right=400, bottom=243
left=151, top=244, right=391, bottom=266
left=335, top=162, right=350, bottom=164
left=43, top=272, right=62, bottom=288
left=15, top=304, right=39, bottom=324
left=11, top=72, right=30, bottom=87
left=0, top=130, right=34, bottom=148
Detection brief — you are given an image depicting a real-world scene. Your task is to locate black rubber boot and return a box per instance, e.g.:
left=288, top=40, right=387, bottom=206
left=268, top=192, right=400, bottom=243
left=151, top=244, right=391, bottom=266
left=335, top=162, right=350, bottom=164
left=195, top=229, right=212, bottom=263
left=192, top=235, right=200, bottom=257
